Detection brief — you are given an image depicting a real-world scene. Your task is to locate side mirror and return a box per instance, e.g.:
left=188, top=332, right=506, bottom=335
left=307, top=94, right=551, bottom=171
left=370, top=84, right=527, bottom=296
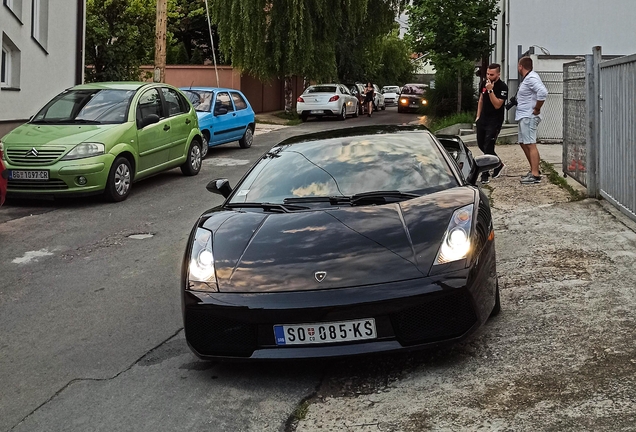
left=206, top=178, right=232, bottom=198
left=138, top=114, right=160, bottom=129
left=214, top=106, right=228, bottom=116
left=467, top=155, right=501, bottom=185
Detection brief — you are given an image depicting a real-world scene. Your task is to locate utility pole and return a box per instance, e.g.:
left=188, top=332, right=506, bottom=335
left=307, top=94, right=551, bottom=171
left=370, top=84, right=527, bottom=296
left=154, top=0, right=167, bottom=83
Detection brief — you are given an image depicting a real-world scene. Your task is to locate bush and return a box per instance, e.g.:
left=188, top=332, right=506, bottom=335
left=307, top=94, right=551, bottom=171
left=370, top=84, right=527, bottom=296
left=425, top=68, right=478, bottom=117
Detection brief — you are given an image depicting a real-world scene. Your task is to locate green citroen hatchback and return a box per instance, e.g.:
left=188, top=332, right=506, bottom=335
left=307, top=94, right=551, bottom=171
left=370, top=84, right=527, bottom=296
left=0, top=82, right=203, bottom=202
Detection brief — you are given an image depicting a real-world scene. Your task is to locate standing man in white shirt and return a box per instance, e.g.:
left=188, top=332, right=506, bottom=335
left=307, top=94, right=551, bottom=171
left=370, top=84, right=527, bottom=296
left=516, top=56, right=548, bottom=185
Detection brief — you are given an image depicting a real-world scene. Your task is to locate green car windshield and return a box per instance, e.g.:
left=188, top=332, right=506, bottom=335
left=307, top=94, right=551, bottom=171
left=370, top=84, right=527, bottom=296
left=31, top=89, right=136, bottom=124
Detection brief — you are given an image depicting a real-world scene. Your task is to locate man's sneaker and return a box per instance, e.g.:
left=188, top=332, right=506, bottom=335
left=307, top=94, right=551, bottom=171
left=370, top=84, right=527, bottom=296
left=520, top=175, right=541, bottom=185
left=481, top=177, right=490, bottom=185
left=492, top=163, right=505, bottom=179
left=521, top=170, right=541, bottom=179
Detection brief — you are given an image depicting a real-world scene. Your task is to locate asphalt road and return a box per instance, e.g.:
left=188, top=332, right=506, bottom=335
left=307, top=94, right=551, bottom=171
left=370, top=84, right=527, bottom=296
left=0, top=107, right=419, bottom=432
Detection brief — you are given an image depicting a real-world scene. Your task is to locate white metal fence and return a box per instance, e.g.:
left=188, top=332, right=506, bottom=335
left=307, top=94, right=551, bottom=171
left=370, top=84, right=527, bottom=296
left=536, top=71, right=564, bottom=141
left=599, top=53, right=636, bottom=221
left=563, top=47, right=636, bottom=222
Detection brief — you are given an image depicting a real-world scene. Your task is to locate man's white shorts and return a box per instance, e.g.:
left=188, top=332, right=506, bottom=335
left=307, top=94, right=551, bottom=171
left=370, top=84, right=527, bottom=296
left=518, top=116, right=541, bottom=144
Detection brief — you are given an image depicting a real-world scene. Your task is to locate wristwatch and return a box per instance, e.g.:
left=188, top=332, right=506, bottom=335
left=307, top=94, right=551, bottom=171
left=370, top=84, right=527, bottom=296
left=487, top=90, right=493, bottom=94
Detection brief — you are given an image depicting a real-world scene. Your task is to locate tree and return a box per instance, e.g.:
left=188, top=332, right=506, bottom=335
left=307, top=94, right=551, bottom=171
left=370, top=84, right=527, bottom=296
left=407, top=0, right=499, bottom=113
left=85, top=0, right=156, bottom=82
left=210, top=0, right=406, bottom=112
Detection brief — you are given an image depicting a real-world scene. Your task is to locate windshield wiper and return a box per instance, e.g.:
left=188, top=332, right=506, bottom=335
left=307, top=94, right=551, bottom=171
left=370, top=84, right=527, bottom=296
left=71, top=119, right=102, bottom=124
left=284, top=191, right=420, bottom=206
left=225, top=202, right=309, bottom=213
left=349, top=190, right=420, bottom=205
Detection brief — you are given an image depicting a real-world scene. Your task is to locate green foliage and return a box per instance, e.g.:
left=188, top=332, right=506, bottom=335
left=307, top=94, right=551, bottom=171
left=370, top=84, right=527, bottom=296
left=407, top=0, right=499, bottom=112
left=426, top=67, right=477, bottom=117
left=168, top=42, right=190, bottom=65
left=190, top=48, right=204, bottom=65
left=85, top=0, right=156, bottom=82
left=210, top=0, right=408, bottom=83
left=407, top=0, right=499, bottom=72
left=428, top=112, right=476, bottom=133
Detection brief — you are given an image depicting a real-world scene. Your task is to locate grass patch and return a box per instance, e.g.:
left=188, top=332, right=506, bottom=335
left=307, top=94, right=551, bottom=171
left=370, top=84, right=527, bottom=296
left=292, top=400, right=310, bottom=421
left=540, top=160, right=586, bottom=201
left=274, top=111, right=303, bottom=126
left=481, top=184, right=495, bottom=208
left=428, top=112, right=476, bottom=133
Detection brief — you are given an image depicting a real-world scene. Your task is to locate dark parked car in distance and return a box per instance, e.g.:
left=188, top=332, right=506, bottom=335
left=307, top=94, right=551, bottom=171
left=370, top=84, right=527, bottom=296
left=398, top=83, right=429, bottom=113
left=181, top=125, right=501, bottom=360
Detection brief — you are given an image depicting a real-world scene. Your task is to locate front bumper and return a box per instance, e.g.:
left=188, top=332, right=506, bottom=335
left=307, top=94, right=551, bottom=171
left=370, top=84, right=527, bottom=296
left=182, top=268, right=493, bottom=360
left=5, top=154, right=113, bottom=198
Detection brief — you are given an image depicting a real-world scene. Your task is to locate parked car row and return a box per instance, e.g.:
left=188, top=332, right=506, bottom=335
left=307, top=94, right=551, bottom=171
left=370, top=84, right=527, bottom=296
left=0, top=83, right=256, bottom=203
left=297, top=83, right=388, bottom=121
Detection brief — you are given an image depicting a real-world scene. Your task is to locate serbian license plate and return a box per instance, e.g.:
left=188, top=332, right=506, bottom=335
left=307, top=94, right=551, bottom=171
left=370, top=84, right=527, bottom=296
left=310, top=110, right=324, bottom=114
left=9, top=170, right=49, bottom=180
left=274, top=318, right=376, bottom=346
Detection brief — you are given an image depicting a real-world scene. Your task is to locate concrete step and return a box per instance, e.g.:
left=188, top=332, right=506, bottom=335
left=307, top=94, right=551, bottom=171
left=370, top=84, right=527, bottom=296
left=459, top=128, right=475, bottom=136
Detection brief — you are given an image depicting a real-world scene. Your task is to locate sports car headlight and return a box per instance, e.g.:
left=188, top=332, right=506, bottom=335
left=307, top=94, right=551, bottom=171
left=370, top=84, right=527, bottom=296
left=188, top=227, right=218, bottom=291
left=62, top=143, right=105, bottom=160
left=435, top=204, right=474, bottom=265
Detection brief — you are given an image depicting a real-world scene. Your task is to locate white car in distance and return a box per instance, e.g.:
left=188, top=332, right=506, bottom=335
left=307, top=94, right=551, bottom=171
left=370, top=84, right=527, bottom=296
left=381, top=85, right=400, bottom=106
left=297, top=84, right=360, bottom=122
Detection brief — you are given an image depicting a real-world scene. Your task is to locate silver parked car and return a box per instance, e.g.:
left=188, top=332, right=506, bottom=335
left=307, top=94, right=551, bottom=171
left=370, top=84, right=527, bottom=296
left=381, top=85, right=400, bottom=106
left=373, top=84, right=386, bottom=111
left=297, top=84, right=360, bottom=122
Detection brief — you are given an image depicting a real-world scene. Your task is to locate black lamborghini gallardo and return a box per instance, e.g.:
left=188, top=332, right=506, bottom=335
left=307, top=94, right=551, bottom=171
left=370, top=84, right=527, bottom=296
left=182, top=125, right=501, bottom=360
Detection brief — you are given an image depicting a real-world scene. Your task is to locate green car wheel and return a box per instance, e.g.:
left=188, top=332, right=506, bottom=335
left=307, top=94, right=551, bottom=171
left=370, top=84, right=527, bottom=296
left=104, top=156, right=133, bottom=202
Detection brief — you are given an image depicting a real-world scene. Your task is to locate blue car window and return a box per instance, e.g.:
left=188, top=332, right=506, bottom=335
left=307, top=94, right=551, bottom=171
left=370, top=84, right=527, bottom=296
left=216, top=92, right=234, bottom=112
left=231, top=92, right=248, bottom=110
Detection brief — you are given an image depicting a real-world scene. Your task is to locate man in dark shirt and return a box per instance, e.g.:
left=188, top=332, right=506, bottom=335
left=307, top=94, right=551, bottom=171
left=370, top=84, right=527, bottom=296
left=476, top=63, right=508, bottom=184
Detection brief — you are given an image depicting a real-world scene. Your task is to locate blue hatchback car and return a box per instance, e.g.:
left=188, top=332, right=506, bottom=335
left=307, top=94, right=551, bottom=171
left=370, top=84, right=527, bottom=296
left=180, top=87, right=256, bottom=158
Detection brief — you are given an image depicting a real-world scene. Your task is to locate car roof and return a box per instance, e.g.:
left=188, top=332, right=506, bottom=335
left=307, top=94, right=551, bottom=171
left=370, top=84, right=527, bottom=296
left=71, top=82, right=149, bottom=91
left=276, top=125, right=432, bottom=147
left=180, top=87, right=243, bottom=93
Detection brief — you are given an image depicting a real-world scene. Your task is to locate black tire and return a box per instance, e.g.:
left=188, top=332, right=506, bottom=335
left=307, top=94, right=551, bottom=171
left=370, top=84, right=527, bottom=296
left=104, top=156, right=132, bottom=202
left=201, top=132, right=210, bottom=159
left=490, top=280, right=501, bottom=317
left=359, top=103, right=364, bottom=116
left=353, top=102, right=359, bottom=118
left=338, top=105, right=346, bottom=121
left=381, top=104, right=386, bottom=111
left=301, top=113, right=309, bottom=122
left=239, top=125, right=254, bottom=148
left=180, top=139, right=202, bottom=176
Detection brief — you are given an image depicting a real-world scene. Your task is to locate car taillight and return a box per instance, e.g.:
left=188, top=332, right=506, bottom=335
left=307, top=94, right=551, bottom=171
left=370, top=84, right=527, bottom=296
left=329, top=95, right=340, bottom=102
left=297, top=96, right=305, bottom=102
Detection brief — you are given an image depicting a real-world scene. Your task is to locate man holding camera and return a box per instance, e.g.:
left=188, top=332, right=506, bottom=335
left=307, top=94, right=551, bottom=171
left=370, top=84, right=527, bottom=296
left=475, top=63, right=508, bottom=184
left=516, top=56, right=548, bottom=185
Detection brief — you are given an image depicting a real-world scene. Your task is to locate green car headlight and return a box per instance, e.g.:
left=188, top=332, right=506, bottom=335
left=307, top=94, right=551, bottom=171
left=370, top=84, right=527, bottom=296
left=62, top=143, right=105, bottom=160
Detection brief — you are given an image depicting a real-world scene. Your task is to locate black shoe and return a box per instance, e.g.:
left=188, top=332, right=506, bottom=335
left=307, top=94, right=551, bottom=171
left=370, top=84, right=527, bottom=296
left=480, top=175, right=490, bottom=185
left=493, top=163, right=505, bottom=179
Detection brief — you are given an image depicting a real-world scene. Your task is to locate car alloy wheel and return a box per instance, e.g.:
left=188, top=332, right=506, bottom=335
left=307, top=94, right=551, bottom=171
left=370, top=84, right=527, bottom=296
left=239, top=127, right=253, bottom=148
left=104, top=156, right=132, bottom=202
left=181, top=140, right=202, bottom=176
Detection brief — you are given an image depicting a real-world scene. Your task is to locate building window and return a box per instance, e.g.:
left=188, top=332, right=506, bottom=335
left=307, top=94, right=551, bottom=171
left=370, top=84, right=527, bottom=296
left=31, top=0, right=48, bottom=51
left=1, top=33, right=21, bottom=88
left=3, top=0, right=23, bottom=21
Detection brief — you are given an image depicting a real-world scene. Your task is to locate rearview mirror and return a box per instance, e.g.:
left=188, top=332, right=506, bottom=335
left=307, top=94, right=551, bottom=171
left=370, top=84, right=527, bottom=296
left=138, top=114, right=160, bottom=129
left=467, top=155, right=501, bottom=185
left=206, top=178, right=232, bottom=198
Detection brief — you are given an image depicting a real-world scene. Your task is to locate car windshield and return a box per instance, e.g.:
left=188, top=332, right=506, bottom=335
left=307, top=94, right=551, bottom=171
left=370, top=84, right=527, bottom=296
left=401, top=85, right=427, bottom=95
left=305, top=86, right=337, bottom=94
left=382, top=87, right=399, bottom=93
left=182, top=90, right=214, bottom=112
left=229, top=131, right=458, bottom=205
left=31, top=89, right=136, bottom=124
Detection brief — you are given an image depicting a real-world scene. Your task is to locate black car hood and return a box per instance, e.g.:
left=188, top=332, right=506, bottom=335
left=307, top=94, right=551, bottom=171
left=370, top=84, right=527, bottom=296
left=200, top=188, right=476, bottom=293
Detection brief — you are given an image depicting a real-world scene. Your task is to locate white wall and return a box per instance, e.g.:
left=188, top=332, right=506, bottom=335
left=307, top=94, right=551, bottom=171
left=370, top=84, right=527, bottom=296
left=0, top=1, right=82, bottom=122
left=506, top=0, right=636, bottom=80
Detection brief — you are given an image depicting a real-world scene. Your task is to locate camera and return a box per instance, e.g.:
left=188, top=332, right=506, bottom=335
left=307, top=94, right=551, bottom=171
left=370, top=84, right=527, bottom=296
left=505, top=96, right=518, bottom=110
